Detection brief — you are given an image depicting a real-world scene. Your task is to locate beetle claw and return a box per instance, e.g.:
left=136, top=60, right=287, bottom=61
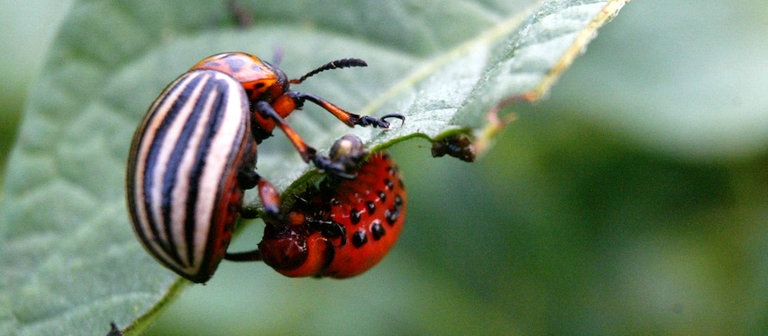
left=354, top=114, right=404, bottom=128
left=312, top=155, right=358, bottom=179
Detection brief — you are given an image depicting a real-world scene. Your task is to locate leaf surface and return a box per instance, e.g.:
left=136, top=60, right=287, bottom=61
left=0, top=0, right=629, bottom=334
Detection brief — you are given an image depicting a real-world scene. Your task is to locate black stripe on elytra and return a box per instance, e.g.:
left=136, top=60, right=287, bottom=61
left=142, top=73, right=205, bottom=262
left=183, top=74, right=232, bottom=268
left=159, top=72, right=212, bottom=266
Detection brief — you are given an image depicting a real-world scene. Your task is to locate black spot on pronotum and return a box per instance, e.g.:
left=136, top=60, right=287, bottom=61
left=352, top=229, right=367, bottom=248
left=225, top=57, right=246, bottom=73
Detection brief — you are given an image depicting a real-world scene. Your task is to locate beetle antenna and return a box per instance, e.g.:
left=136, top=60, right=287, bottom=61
left=271, top=46, right=284, bottom=67
left=290, top=58, right=367, bottom=84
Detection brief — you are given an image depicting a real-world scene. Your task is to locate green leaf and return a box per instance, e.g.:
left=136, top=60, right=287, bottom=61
left=0, top=0, right=628, bottom=335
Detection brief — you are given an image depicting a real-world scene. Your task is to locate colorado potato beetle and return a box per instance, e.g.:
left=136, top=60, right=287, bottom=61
left=126, top=52, right=403, bottom=283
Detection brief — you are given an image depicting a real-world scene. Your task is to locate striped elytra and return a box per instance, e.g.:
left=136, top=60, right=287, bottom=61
left=126, top=69, right=256, bottom=283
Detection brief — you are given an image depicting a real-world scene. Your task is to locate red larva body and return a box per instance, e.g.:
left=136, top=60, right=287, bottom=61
left=257, top=151, right=406, bottom=278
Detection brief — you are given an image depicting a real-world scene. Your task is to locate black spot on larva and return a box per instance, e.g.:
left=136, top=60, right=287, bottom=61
left=398, top=178, right=405, bottom=189
left=331, top=199, right=341, bottom=206
left=352, top=229, right=367, bottom=248
left=385, top=208, right=399, bottom=225
left=394, top=194, right=403, bottom=207
left=371, top=220, right=385, bottom=240
left=350, top=209, right=361, bottom=225
left=377, top=190, right=386, bottom=202
left=366, top=201, right=376, bottom=215
left=386, top=166, right=395, bottom=176
left=384, top=178, right=394, bottom=190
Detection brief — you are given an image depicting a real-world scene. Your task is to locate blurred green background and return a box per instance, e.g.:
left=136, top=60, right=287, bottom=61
left=2, top=1, right=767, bottom=335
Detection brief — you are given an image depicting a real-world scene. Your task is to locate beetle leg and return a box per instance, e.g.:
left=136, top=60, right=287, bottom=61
left=288, top=91, right=404, bottom=128
left=253, top=100, right=357, bottom=177
left=225, top=249, right=263, bottom=262
left=237, top=170, right=283, bottom=220
left=254, top=100, right=316, bottom=161
left=257, top=178, right=281, bottom=220
left=356, top=113, right=405, bottom=128
left=225, top=178, right=282, bottom=262
left=311, top=156, right=357, bottom=179
left=237, top=170, right=280, bottom=219
left=237, top=166, right=259, bottom=190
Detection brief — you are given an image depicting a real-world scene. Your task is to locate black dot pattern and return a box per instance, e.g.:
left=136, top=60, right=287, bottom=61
left=384, top=178, right=394, bottom=190
left=310, top=152, right=407, bottom=276
left=352, top=229, right=367, bottom=248
left=350, top=209, right=361, bottom=224
left=371, top=220, right=385, bottom=240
